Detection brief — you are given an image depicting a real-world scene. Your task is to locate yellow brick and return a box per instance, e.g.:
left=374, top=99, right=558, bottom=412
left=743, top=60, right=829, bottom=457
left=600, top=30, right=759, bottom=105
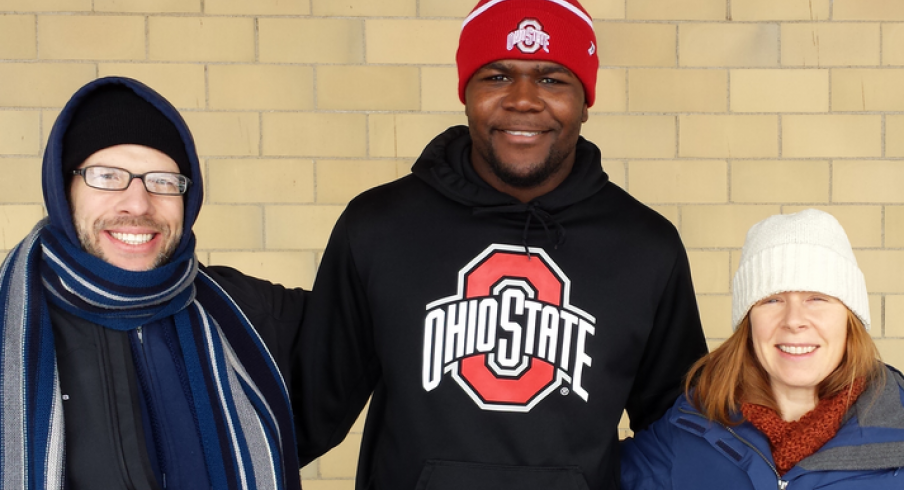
left=368, top=114, right=467, bottom=158
left=882, top=24, right=904, bottom=66
left=582, top=115, right=675, bottom=158
left=730, top=0, right=830, bottom=21
left=396, top=160, right=414, bottom=177
left=205, top=0, right=309, bottom=15
left=317, top=160, right=404, bottom=204
left=317, top=66, right=420, bottom=111
left=0, top=15, right=35, bottom=59
left=782, top=116, right=881, bottom=158
left=259, top=18, right=364, bottom=64
left=834, top=0, right=904, bottom=21
left=194, top=205, right=262, bottom=250
left=39, top=15, right=144, bottom=60
left=592, top=68, right=627, bottom=113
left=0, top=111, right=40, bottom=155
left=885, top=295, right=904, bottom=337
left=883, top=206, right=904, bottom=248
left=605, top=160, right=627, bottom=189
left=318, top=432, right=361, bottom=478
left=887, top=116, right=904, bottom=157
left=300, top=461, right=318, bottom=480
left=628, top=160, right=727, bottom=203
left=366, top=19, right=459, bottom=64
left=0, top=158, right=42, bottom=202
left=94, top=0, right=199, bottom=12
left=857, top=251, right=904, bottom=293
left=266, top=205, right=345, bottom=250
left=313, top=0, right=414, bottom=16
left=679, top=24, right=778, bottom=67
left=41, top=109, right=60, bottom=142
left=0, top=206, right=44, bottom=249
left=182, top=112, right=260, bottom=157
left=832, top=69, right=904, bottom=112
left=833, top=161, right=904, bottom=203
left=586, top=0, right=627, bottom=19
left=679, top=115, right=777, bottom=158
left=876, top=339, right=904, bottom=366
left=98, top=64, right=206, bottom=109
left=263, top=113, right=367, bottom=158
left=0, top=64, right=95, bottom=107
left=209, top=65, right=314, bottom=111
left=149, top=17, right=254, bottom=62
left=687, top=251, right=730, bottom=294
left=781, top=23, right=880, bottom=67
left=648, top=205, right=678, bottom=227
left=208, top=159, right=314, bottom=204
left=628, top=69, right=726, bottom=112
left=301, top=481, right=355, bottom=490
left=596, top=22, right=676, bottom=67
left=418, top=0, right=473, bottom=17
left=681, top=205, right=780, bottom=248
left=697, top=295, right=733, bottom=339
left=781, top=206, right=881, bottom=249
left=0, top=0, right=89, bottom=10
left=730, top=69, right=828, bottom=113
left=626, top=0, right=724, bottom=20
left=422, top=66, right=463, bottom=112
left=730, top=160, right=829, bottom=203
left=869, top=294, right=882, bottom=337
left=207, top=251, right=317, bottom=290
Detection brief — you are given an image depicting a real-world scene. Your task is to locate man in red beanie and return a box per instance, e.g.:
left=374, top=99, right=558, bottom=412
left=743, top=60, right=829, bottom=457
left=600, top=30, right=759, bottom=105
left=298, top=1, right=707, bottom=488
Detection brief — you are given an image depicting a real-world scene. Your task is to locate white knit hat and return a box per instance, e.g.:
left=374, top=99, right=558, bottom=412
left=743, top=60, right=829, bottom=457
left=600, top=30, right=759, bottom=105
left=731, top=209, right=869, bottom=330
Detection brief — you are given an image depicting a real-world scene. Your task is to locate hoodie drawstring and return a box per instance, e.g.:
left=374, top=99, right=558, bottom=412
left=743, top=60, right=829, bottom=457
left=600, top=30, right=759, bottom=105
left=473, top=202, right=566, bottom=257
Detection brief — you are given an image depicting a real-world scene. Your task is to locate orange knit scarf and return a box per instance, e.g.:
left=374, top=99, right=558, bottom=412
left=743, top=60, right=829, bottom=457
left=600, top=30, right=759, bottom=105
left=741, top=378, right=866, bottom=476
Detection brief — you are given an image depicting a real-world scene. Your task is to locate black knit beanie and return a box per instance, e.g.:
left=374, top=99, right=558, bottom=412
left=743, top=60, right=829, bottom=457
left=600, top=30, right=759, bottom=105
left=61, top=85, right=190, bottom=179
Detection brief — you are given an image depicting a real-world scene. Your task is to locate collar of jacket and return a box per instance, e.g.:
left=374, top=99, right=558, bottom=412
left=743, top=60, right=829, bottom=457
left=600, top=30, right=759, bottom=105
left=671, top=365, right=904, bottom=484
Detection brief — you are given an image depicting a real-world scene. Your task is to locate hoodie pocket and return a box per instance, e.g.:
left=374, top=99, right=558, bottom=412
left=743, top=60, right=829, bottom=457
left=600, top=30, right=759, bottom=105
left=414, top=460, right=590, bottom=490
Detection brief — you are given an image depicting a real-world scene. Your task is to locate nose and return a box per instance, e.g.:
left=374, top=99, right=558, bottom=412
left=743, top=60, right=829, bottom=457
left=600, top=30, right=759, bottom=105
left=781, top=299, right=808, bottom=330
left=115, top=177, right=154, bottom=216
left=501, top=77, right=544, bottom=112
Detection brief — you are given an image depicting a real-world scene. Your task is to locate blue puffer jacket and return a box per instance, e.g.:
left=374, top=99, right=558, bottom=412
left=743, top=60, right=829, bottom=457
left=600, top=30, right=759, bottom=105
left=621, top=365, right=904, bottom=490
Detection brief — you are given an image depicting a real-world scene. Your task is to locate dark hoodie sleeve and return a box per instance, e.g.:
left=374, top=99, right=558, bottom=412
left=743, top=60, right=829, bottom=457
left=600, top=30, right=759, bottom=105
left=294, top=211, right=380, bottom=464
left=624, top=247, right=707, bottom=431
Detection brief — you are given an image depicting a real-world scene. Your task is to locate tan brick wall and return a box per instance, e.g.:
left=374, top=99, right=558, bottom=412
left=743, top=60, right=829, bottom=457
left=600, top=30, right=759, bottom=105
left=3, top=0, right=904, bottom=485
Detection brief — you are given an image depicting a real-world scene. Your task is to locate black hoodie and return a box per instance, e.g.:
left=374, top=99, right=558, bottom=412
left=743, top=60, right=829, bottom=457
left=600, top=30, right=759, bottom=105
left=298, top=126, right=707, bottom=490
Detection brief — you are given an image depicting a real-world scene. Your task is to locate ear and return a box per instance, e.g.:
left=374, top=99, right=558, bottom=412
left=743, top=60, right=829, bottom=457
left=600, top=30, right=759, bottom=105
left=581, top=104, right=589, bottom=123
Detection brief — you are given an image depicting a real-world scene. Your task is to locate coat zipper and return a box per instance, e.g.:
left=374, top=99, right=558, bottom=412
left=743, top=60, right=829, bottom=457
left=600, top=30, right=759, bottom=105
left=678, top=408, right=789, bottom=490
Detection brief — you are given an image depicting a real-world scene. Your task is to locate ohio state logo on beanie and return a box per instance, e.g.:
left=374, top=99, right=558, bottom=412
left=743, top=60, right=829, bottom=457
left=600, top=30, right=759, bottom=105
left=457, top=0, right=599, bottom=106
left=507, top=19, right=550, bottom=53
left=421, top=244, right=596, bottom=413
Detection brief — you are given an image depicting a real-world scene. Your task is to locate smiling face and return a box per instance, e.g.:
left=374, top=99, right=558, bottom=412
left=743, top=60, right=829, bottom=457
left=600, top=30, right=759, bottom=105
left=69, top=144, right=184, bottom=271
left=464, top=59, right=588, bottom=202
left=749, top=291, right=849, bottom=405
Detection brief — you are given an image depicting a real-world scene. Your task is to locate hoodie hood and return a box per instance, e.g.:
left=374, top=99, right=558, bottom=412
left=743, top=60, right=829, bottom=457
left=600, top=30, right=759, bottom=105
left=411, top=125, right=609, bottom=212
left=42, top=76, right=203, bottom=260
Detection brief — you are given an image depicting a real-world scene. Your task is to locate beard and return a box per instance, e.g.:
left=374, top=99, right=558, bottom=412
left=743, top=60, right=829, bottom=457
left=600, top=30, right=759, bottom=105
left=481, top=141, right=571, bottom=189
left=75, top=215, right=181, bottom=270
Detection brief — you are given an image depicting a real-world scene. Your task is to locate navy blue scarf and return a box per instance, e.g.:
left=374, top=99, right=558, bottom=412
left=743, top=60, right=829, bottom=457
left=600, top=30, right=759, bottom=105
left=0, top=220, right=300, bottom=490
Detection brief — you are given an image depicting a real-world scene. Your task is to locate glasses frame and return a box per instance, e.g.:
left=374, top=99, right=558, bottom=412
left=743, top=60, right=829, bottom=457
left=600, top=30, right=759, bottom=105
left=72, top=165, right=192, bottom=196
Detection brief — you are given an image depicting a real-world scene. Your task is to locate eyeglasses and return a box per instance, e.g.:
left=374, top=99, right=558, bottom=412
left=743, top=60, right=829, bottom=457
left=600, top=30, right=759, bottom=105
left=72, top=166, right=192, bottom=196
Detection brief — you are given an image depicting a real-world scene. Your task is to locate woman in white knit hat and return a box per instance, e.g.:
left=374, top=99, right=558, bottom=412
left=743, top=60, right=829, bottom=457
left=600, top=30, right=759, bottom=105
left=621, top=209, right=904, bottom=490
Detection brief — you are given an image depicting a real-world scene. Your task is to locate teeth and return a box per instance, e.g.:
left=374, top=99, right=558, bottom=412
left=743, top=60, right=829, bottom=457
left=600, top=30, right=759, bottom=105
left=110, top=232, right=153, bottom=245
left=779, top=345, right=817, bottom=355
left=506, top=130, right=541, bottom=137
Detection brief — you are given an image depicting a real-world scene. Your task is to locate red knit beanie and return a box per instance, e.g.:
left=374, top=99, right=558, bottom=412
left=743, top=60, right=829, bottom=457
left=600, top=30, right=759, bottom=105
left=457, top=0, right=599, bottom=107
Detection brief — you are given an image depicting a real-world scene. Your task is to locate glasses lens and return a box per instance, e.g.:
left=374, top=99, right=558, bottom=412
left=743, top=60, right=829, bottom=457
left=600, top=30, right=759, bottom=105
left=145, top=172, right=188, bottom=195
left=85, top=166, right=130, bottom=190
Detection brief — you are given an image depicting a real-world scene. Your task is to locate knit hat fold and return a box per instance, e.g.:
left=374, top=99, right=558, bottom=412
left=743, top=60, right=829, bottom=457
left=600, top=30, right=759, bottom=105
left=731, top=209, right=870, bottom=330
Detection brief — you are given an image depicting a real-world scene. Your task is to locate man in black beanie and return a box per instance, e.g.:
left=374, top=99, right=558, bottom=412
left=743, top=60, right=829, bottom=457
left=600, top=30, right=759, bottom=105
left=0, top=77, right=305, bottom=490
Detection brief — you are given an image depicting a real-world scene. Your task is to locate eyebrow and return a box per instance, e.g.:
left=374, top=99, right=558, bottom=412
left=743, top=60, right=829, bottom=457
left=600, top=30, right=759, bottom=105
left=481, top=62, right=576, bottom=76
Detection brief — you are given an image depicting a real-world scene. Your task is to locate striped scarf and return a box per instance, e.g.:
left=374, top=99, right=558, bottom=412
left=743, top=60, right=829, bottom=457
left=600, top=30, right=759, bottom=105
left=0, top=220, right=300, bottom=490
